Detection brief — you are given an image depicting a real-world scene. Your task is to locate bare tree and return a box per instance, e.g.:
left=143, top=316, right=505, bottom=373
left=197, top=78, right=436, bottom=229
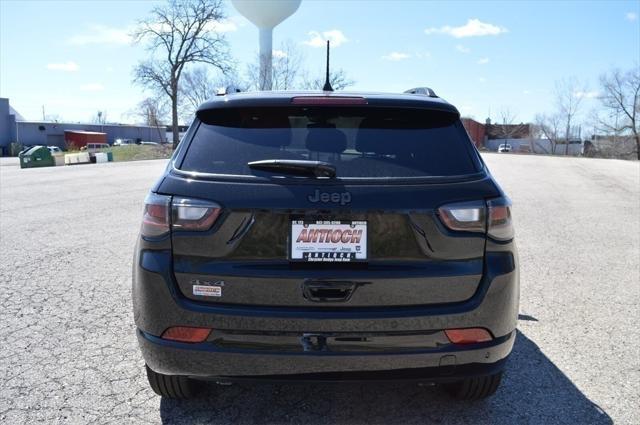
left=596, top=67, right=640, bottom=160
left=131, top=97, right=169, bottom=143
left=301, top=69, right=355, bottom=91
left=179, top=67, right=220, bottom=122
left=535, top=78, right=587, bottom=156
left=535, top=113, right=562, bottom=154
left=555, top=77, right=587, bottom=155
left=136, top=97, right=168, bottom=127
left=246, top=40, right=304, bottom=91
left=273, top=41, right=304, bottom=91
left=179, top=67, right=246, bottom=121
left=493, top=108, right=528, bottom=139
left=244, top=40, right=354, bottom=91
left=132, top=0, right=232, bottom=148
left=527, top=122, right=545, bottom=154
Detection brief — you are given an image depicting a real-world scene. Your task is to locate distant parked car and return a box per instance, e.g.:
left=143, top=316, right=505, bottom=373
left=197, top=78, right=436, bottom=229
left=498, top=143, right=512, bottom=153
left=140, top=141, right=159, bottom=146
left=47, top=146, right=62, bottom=154
left=81, top=143, right=110, bottom=153
left=114, top=138, right=138, bottom=146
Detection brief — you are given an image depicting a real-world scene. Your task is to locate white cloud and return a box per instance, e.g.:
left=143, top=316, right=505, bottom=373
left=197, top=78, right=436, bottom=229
left=80, top=83, right=105, bottom=92
left=455, top=44, right=470, bottom=53
left=460, top=103, right=475, bottom=114
left=146, top=19, right=237, bottom=34
left=304, top=29, right=348, bottom=47
left=46, top=61, right=79, bottom=72
left=229, top=15, right=247, bottom=27
left=381, top=52, right=411, bottom=61
left=626, top=12, right=638, bottom=21
left=425, top=19, right=508, bottom=38
left=523, top=89, right=531, bottom=95
left=575, top=90, right=599, bottom=99
left=204, top=19, right=238, bottom=33
left=478, top=77, right=487, bottom=83
left=477, top=57, right=490, bottom=64
left=69, top=18, right=238, bottom=46
left=68, top=25, right=132, bottom=45
left=272, top=49, right=287, bottom=58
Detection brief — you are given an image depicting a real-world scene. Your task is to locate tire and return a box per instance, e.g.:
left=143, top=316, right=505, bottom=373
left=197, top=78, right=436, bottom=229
left=443, top=372, right=503, bottom=400
left=145, top=364, right=202, bottom=399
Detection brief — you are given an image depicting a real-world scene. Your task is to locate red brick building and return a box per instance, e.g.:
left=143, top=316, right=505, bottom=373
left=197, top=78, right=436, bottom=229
left=461, top=118, right=486, bottom=147
left=461, top=118, right=532, bottom=148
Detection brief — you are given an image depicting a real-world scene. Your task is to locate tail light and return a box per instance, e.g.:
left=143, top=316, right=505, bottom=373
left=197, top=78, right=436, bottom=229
left=487, top=198, right=514, bottom=241
left=438, top=198, right=514, bottom=241
left=437, top=201, right=486, bottom=233
left=140, top=193, right=171, bottom=238
left=161, top=326, right=211, bottom=343
left=172, top=197, right=222, bottom=231
left=141, top=194, right=222, bottom=238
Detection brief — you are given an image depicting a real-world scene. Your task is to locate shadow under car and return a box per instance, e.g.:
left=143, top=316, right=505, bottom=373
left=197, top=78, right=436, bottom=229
left=158, top=330, right=611, bottom=425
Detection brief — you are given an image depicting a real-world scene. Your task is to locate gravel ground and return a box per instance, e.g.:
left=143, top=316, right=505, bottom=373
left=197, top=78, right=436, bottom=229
left=0, top=154, right=638, bottom=424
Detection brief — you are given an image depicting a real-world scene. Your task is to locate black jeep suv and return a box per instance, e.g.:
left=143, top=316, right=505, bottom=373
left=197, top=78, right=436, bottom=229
left=133, top=90, right=519, bottom=400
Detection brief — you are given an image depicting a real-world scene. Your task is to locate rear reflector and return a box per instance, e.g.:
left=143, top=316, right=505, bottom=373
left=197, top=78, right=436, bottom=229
left=445, top=328, right=493, bottom=345
left=161, top=326, right=211, bottom=343
left=291, top=96, right=368, bottom=105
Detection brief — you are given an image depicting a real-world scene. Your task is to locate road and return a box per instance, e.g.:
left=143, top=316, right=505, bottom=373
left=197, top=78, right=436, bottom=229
left=0, top=155, right=638, bottom=424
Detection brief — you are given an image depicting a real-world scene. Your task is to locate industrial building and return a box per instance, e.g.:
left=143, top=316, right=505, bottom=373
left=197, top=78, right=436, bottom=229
left=462, top=116, right=583, bottom=155
left=0, top=98, right=166, bottom=156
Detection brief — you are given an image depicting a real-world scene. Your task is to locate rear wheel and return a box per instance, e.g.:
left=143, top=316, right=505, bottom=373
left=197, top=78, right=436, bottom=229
left=443, top=372, right=503, bottom=400
left=145, top=364, right=202, bottom=399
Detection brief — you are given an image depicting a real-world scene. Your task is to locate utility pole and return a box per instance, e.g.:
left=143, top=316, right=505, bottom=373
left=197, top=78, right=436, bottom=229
left=42, top=105, right=45, bottom=121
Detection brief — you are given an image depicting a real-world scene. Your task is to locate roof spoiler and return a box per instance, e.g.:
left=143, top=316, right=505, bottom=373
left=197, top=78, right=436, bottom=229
left=404, top=87, right=438, bottom=98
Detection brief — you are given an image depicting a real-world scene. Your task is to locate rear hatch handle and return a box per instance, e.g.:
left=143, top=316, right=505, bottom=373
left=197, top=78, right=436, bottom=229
left=302, top=280, right=369, bottom=303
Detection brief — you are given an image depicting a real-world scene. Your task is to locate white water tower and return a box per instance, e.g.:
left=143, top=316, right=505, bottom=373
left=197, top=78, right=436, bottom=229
left=231, top=0, right=302, bottom=90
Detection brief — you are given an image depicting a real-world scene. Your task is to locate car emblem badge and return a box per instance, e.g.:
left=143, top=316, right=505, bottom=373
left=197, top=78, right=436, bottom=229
left=308, top=189, right=351, bottom=206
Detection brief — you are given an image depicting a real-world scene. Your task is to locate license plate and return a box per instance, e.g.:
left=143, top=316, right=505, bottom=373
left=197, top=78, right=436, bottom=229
left=290, top=220, right=368, bottom=263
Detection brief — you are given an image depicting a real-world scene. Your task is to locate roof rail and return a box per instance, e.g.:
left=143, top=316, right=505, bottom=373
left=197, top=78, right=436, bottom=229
left=404, top=87, right=438, bottom=98
left=216, top=86, right=242, bottom=96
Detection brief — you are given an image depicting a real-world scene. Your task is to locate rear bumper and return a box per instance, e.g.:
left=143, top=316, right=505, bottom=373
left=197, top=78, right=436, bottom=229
left=138, top=329, right=514, bottom=382
left=133, top=248, right=519, bottom=380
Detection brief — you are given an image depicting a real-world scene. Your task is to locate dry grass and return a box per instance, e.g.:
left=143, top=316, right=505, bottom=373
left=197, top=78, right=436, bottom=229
left=109, top=145, right=173, bottom=162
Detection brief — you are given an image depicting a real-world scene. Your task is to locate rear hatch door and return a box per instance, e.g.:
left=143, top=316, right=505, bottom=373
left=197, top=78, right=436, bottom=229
left=160, top=101, right=499, bottom=308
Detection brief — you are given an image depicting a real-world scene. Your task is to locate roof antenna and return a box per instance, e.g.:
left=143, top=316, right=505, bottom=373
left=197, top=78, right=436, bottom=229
left=322, top=40, right=333, bottom=92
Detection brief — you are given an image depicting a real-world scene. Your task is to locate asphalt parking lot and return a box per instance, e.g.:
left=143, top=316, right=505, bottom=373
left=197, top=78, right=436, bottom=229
left=0, top=154, right=638, bottom=424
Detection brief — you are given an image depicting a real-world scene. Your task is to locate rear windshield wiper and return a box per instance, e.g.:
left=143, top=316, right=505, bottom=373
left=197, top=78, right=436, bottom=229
left=247, top=159, right=336, bottom=178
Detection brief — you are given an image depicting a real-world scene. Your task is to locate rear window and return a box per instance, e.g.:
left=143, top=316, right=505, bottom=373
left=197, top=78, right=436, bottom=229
left=180, top=107, right=479, bottom=179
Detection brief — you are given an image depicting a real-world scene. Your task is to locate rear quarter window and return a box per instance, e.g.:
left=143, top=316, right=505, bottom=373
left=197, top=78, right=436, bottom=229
left=179, top=106, right=480, bottom=179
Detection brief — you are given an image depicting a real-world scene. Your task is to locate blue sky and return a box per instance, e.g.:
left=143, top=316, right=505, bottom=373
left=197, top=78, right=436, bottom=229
left=1, top=0, right=638, bottom=124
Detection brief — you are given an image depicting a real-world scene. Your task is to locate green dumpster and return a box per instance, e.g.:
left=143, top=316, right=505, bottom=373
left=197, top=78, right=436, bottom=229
left=106, top=151, right=113, bottom=162
left=19, top=146, right=55, bottom=169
